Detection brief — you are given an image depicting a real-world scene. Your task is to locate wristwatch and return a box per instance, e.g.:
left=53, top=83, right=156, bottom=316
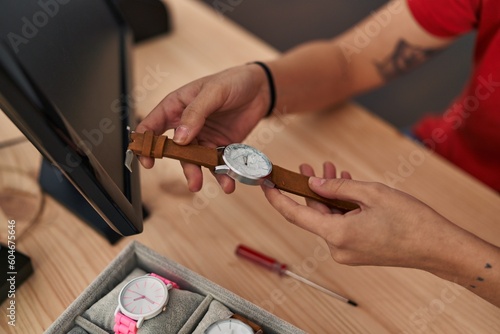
left=125, top=130, right=358, bottom=212
left=205, top=314, right=263, bottom=334
left=114, top=273, right=179, bottom=334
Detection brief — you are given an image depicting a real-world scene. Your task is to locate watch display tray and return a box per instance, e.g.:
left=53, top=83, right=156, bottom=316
left=45, top=241, right=304, bottom=334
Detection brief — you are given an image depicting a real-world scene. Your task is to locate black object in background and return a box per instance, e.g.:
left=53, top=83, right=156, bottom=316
left=114, top=0, right=172, bottom=42
left=0, top=0, right=145, bottom=241
left=0, top=243, right=33, bottom=304
left=39, top=160, right=150, bottom=244
left=39, top=160, right=123, bottom=244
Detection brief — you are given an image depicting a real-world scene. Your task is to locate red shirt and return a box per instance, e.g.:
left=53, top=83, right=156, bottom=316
left=408, top=0, right=500, bottom=191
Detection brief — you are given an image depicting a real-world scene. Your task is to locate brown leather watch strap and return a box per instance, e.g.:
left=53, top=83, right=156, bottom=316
left=231, top=313, right=263, bottom=334
left=129, top=131, right=358, bottom=212
left=128, top=131, right=220, bottom=169
left=268, top=165, right=359, bottom=212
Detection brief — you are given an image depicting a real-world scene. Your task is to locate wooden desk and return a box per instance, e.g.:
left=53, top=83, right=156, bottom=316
left=1, top=0, right=500, bottom=333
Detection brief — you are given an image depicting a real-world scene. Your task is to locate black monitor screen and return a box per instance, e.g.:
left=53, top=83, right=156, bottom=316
left=0, top=0, right=143, bottom=237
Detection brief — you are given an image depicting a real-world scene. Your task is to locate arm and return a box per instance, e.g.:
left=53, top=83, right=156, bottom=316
left=262, top=165, right=500, bottom=307
left=138, top=0, right=453, bottom=143
left=135, top=0, right=453, bottom=192
left=267, top=0, right=453, bottom=114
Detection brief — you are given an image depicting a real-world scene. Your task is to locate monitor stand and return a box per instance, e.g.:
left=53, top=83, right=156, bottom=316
left=38, top=159, right=123, bottom=244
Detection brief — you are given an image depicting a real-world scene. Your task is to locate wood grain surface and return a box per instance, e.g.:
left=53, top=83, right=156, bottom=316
left=0, top=0, right=499, bottom=333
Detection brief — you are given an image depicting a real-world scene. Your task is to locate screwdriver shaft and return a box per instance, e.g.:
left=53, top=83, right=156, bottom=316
left=236, top=244, right=357, bottom=306
left=284, top=270, right=353, bottom=305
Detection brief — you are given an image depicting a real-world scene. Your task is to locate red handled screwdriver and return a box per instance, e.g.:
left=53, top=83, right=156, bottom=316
left=235, top=244, right=357, bottom=307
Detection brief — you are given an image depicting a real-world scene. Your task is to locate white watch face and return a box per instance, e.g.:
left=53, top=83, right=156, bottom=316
left=118, top=275, right=169, bottom=320
left=205, top=318, right=254, bottom=334
left=221, top=144, right=272, bottom=185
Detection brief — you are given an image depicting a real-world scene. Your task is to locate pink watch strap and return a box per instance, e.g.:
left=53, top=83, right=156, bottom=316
left=114, top=312, right=137, bottom=334
left=149, top=273, right=180, bottom=289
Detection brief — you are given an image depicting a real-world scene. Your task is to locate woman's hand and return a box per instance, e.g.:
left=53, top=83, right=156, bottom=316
left=136, top=64, right=271, bottom=192
left=262, top=162, right=470, bottom=270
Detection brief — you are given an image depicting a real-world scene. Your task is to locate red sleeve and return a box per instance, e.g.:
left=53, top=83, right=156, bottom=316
left=407, top=0, right=480, bottom=37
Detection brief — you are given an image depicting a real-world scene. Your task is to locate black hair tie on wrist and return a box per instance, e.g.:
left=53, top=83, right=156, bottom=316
left=252, top=61, right=276, bottom=118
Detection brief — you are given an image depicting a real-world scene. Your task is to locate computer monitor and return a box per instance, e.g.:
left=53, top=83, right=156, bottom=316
left=0, top=0, right=144, bottom=240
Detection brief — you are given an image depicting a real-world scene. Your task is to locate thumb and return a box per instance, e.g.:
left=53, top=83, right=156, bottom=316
left=308, top=177, right=365, bottom=205
left=173, top=89, right=225, bottom=145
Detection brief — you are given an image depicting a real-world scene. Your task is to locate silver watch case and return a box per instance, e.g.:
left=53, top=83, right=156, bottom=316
left=215, top=144, right=274, bottom=187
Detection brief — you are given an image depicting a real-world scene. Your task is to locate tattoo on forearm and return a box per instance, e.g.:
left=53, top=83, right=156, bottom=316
left=469, top=263, right=492, bottom=289
left=374, top=39, right=440, bottom=81
left=471, top=277, right=485, bottom=288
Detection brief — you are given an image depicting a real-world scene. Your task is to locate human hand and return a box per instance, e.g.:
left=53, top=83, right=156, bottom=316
left=136, top=64, right=271, bottom=193
left=262, top=162, right=464, bottom=272
left=298, top=162, right=353, bottom=214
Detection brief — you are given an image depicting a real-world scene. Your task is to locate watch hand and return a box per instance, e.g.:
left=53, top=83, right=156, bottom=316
left=143, top=296, right=156, bottom=304
left=128, top=290, right=143, bottom=296
left=133, top=295, right=145, bottom=301
left=243, top=155, right=248, bottom=165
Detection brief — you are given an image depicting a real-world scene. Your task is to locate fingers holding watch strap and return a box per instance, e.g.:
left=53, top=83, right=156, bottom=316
left=268, top=165, right=359, bottom=212
left=129, top=131, right=220, bottom=168
left=299, top=163, right=333, bottom=214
